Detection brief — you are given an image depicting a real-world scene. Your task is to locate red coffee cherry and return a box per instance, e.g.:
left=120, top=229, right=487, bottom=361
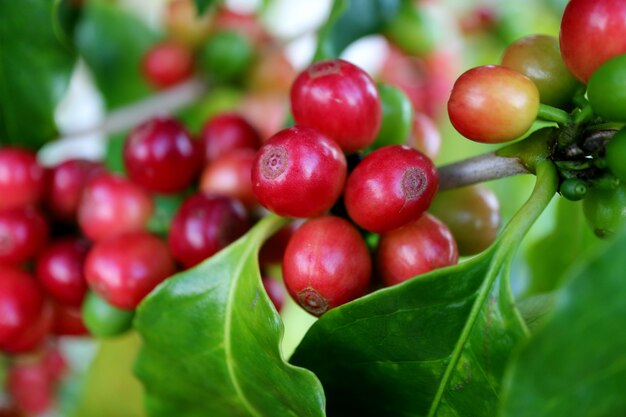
left=0, top=147, right=45, bottom=210
left=559, top=0, right=626, bottom=83
left=124, top=116, right=202, bottom=193
left=262, top=276, right=286, bottom=312
left=36, top=237, right=90, bottom=307
left=258, top=222, right=298, bottom=267
left=168, top=193, right=250, bottom=268
left=252, top=126, right=347, bottom=218
left=344, top=145, right=438, bottom=233
left=45, top=159, right=103, bottom=222
left=199, top=112, right=262, bottom=163
left=291, top=59, right=382, bottom=152
left=1, top=301, right=53, bottom=355
left=407, top=112, right=441, bottom=161
left=448, top=65, right=539, bottom=143
left=0, top=206, right=49, bottom=265
left=7, top=359, right=54, bottom=415
left=0, top=266, right=45, bottom=346
left=199, top=148, right=258, bottom=209
left=141, top=41, right=194, bottom=88
left=376, top=213, right=458, bottom=287
left=282, top=216, right=371, bottom=317
left=51, top=303, right=89, bottom=336
left=85, top=231, right=176, bottom=309
left=78, top=173, right=154, bottom=241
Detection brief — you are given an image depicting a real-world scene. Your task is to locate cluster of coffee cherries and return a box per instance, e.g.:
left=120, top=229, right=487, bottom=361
left=0, top=109, right=295, bottom=414
left=446, top=0, right=626, bottom=239
left=251, top=58, right=497, bottom=317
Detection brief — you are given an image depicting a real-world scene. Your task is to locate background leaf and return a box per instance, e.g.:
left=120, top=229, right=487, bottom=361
left=75, top=0, right=159, bottom=109
left=524, top=198, right=598, bottom=296
left=501, top=229, right=626, bottom=417
left=193, top=0, right=216, bottom=16
left=134, top=215, right=326, bottom=417
left=291, top=163, right=558, bottom=417
left=0, top=0, right=75, bottom=149
left=314, top=0, right=402, bottom=60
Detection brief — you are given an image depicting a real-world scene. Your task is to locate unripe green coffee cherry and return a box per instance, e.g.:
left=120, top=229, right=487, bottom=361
left=582, top=182, right=626, bottom=238
left=560, top=178, right=588, bottom=201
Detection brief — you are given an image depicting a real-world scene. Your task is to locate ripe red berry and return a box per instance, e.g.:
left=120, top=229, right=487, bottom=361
left=0, top=266, right=45, bottom=346
left=45, top=159, right=103, bottom=221
left=36, top=237, right=90, bottom=307
left=199, top=148, right=258, bottom=209
left=52, top=303, right=89, bottom=336
left=258, top=223, right=298, bottom=266
left=0, top=147, right=45, bottom=210
left=251, top=126, right=347, bottom=218
left=124, top=116, right=202, bottom=193
left=141, top=41, right=194, bottom=88
left=290, top=59, right=382, bottom=152
left=85, top=231, right=176, bottom=309
left=7, top=360, right=54, bottom=415
left=168, top=193, right=250, bottom=268
left=559, top=0, right=626, bottom=83
left=0, top=206, right=49, bottom=265
left=199, top=113, right=262, bottom=163
left=78, top=173, right=154, bottom=241
left=344, top=145, right=438, bottom=233
left=1, top=301, right=53, bottom=355
left=262, top=276, right=285, bottom=312
left=407, top=112, right=441, bottom=161
left=376, top=213, right=458, bottom=286
left=282, top=216, right=371, bottom=316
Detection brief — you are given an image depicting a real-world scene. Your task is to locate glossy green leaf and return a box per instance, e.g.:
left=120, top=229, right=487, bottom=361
left=500, top=229, right=626, bottom=417
left=75, top=0, right=159, bottom=109
left=525, top=198, right=598, bottom=296
left=134, top=215, right=326, bottom=417
left=0, top=0, right=75, bottom=149
left=291, top=162, right=558, bottom=417
left=314, top=0, right=402, bottom=60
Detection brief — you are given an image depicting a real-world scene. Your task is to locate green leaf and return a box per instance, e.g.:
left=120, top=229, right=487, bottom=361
left=525, top=198, right=598, bottom=296
left=75, top=1, right=159, bottom=109
left=500, top=229, right=626, bottom=417
left=193, top=0, right=216, bottom=16
left=314, top=0, right=402, bottom=61
left=291, top=162, right=558, bottom=417
left=0, top=0, right=76, bottom=149
left=134, top=215, right=326, bottom=417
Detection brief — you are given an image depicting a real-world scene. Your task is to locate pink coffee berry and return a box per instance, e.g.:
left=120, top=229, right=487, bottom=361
left=199, top=112, right=262, bottom=162
left=376, top=213, right=458, bottom=286
left=344, top=145, right=439, bottom=233
left=124, top=116, right=202, bottom=193
left=290, top=59, right=382, bottom=152
left=282, top=216, right=371, bottom=316
left=85, top=231, right=176, bottom=309
left=0, top=206, right=49, bottom=265
left=0, top=147, right=45, bottom=210
left=252, top=126, right=347, bottom=218
left=45, top=159, right=103, bottom=221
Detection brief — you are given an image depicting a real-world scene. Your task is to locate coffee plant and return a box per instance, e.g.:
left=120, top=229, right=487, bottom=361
left=1, top=0, right=625, bottom=416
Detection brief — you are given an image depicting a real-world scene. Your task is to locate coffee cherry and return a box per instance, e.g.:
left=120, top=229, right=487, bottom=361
left=141, top=41, right=194, bottom=89
left=376, top=213, right=458, bottom=286
left=559, top=0, right=626, bottom=83
left=81, top=291, right=134, bottom=338
left=0, top=147, right=45, bottom=210
left=2, top=302, right=53, bottom=354
left=78, top=173, right=154, bottom=241
left=168, top=193, right=250, bottom=268
left=344, top=145, right=438, bottom=233
left=559, top=178, right=588, bottom=201
left=199, top=149, right=257, bottom=209
left=407, top=112, right=441, bottom=161
left=45, top=159, right=103, bottom=221
left=124, top=116, right=201, bottom=193
left=448, top=65, right=540, bottom=143
left=252, top=126, right=347, bottom=218
left=85, top=231, right=175, bottom=309
left=52, top=303, right=89, bottom=336
left=0, top=206, right=49, bottom=265
left=501, top=35, right=581, bottom=109
left=164, top=0, right=211, bottom=46
left=583, top=182, right=626, bottom=238
left=7, top=360, right=54, bottom=415
left=198, top=31, right=253, bottom=83
left=36, top=237, right=90, bottom=307
left=291, top=59, right=382, bottom=152
left=605, top=128, right=626, bottom=181
left=259, top=223, right=297, bottom=267
left=199, top=112, right=262, bottom=163
left=282, top=216, right=371, bottom=316
left=262, top=276, right=285, bottom=312
left=369, top=83, right=414, bottom=150
left=0, top=266, right=45, bottom=346
left=587, top=54, right=626, bottom=122
left=428, top=185, right=500, bottom=256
